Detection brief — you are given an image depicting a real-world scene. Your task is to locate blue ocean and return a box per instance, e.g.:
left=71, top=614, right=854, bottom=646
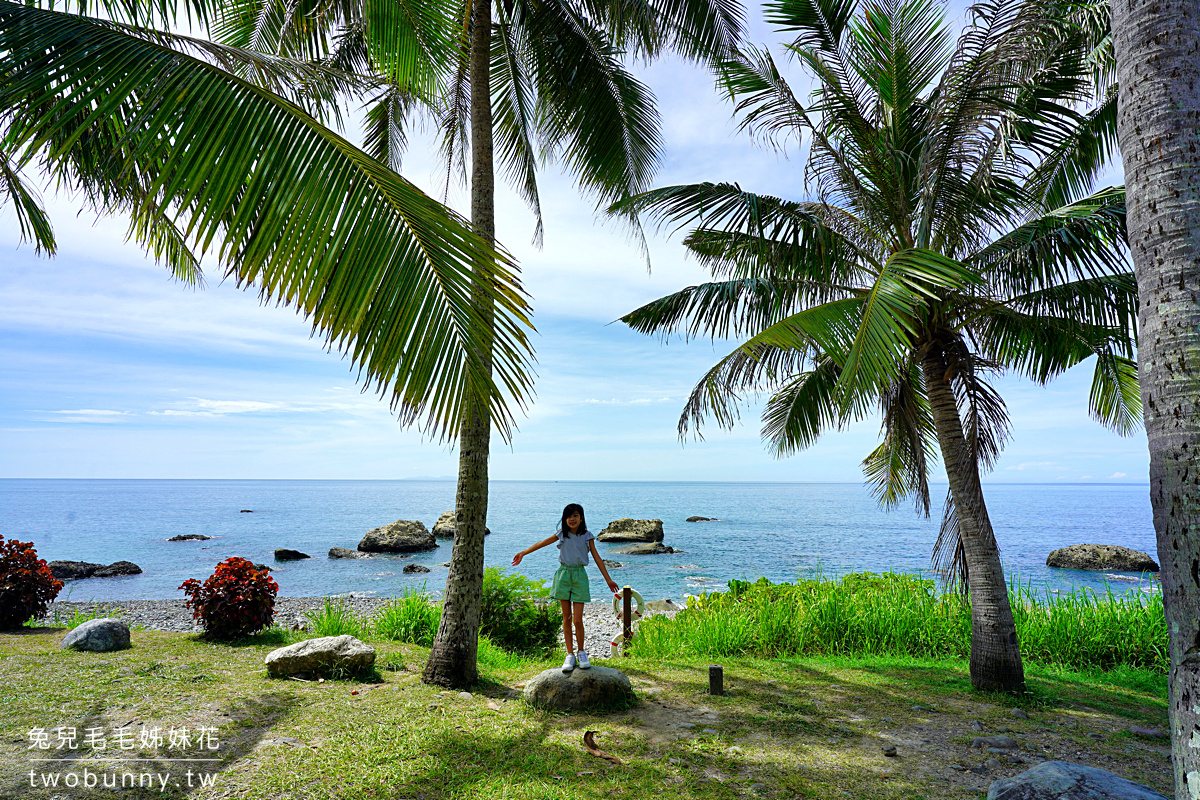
left=0, top=480, right=1157, bottom=602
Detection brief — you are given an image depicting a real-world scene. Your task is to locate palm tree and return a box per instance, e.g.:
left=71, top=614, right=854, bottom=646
left=1111, top=0, right=1200, bottom=794
left=616, top=0, right=1137, bottom=692
left=216, top=0, right=745, bottom=686
left=0, top=0, right=534, bottom=444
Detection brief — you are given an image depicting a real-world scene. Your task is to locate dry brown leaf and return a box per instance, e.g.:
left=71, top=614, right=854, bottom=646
left=583, top=730, right=623, bottom=764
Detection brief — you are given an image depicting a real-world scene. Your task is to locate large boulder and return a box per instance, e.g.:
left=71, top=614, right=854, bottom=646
left=274, top=548, right=310, bottom=561
left=597, top=519, right=664, bottom=543
left=167, top=534, right=211, bottom=541
left=62, top=618, right=131, bottom=652
left=523, top=665, right=636, bottom=711
left=987, top=761, right=1169, bottom=800
left=358, top=520, right=437, bottom=553
left=431, top=511, right=490, bottom=539
left=265, top=635, right=376, bottom=678
left=403, top=564, right=431, bottom=574
left=328, top=547, right=370, bottom=559
left=1046, top=544, right=1159, bottom=572
left=686, top=516, right=718, bottom=522
left=49, top=561, right=142, bottom=580
left=617, top=543, right=676, bottom=555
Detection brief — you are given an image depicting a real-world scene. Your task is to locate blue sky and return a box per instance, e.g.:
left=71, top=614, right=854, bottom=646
left=0, top=6, right=1149, bottom=482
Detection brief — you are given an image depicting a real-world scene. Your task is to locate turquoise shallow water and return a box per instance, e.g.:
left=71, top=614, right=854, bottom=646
left=0, top=479, right=1157, bottom=602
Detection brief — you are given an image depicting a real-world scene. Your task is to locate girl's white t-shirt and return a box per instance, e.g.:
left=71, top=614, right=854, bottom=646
left=556, top=528, right=594, bottom=566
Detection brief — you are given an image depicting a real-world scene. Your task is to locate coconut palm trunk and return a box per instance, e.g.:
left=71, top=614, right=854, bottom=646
left=422, top=0, right=496, bottom=688
left=1111, top=0, right=1200, bottom=794
left=922, top=346, right=1025, bottom=692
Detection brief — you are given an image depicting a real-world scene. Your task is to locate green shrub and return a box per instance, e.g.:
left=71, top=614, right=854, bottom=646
left=0, top=538, right=63, bottom=630
left=179, top=557, right=278, bottom=640
left=374, top=588, right=440, bottom=645
left=309, top=598, right=369, bottom=639
left=479, top=567, right=560, bottom=655
left=634, top=572, right=1168, bottom=673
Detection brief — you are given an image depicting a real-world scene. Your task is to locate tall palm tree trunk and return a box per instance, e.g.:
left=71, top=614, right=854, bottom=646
left=922, top=348, right=1025, bottom=692
left=1112, top=0, right=1200, bottom=794
left=422, top=0, right=495, bottom=688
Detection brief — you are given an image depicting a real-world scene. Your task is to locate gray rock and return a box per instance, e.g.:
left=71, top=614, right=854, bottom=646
left=986, top=758, right=1003, bottom=771
left=358, top=520, right=438, bottom=553
left=403, top=564, right=431, bottom=574
left=597, top=518, right=665, bottom=543
left=686, top=516, right=718, bottom=522
left=972, top=736, right=1019, bottom=750
left=274, top=549, right=310, bottom=561
left=430, top=511, right=490, bottom=539
left=523, top=665, right=635, bottom=711
left=882, top=745, right=897, bottom=757
left=1011, top=708, right=1030, bottom=720
left=265, top=635, right=376, bottom=678
left=49, top=560, right=141, bottom=580
left=253, top=563, right=271, bottom=573
left=617, top=543, right=676, bottom=555
left=1128, top=726, right=1168, bottom=738
left=986, top=761, right=1169, bottom=799
left=644, top=598, right=680, bottom=614
left=167, top=534, right=211, bottom=542
left=971, top=720, right=986, bottom=732
left=328, top=547, right=370, bottom=559
left=62, top=618, right=131, bottom=652
left=603, top=560, right=624, bottom=569
left=1046, top=544, right=1159, bottom=572
left=94, top=561, right=142, bottom=577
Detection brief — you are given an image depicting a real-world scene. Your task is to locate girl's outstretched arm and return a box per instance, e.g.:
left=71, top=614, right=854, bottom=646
left=588, top=540, right=620, bottom=595
left=512, top=535, right=558, bottom=566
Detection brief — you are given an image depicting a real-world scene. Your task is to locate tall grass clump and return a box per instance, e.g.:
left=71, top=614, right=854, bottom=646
left=478, top=567, right=560, bottom=656
left=373, top=587, right=441, bottom=645
left=633, top=573, right=1167, bottom=673
left=309, top=599, right=370, bottom=639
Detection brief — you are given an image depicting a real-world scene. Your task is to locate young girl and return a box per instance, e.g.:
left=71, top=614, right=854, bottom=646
left=512, top=503, right=618, bottom=672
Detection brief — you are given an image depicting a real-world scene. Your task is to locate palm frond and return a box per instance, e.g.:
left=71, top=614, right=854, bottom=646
left=1, top=2, right=534, bottom=441
left=1089, top=350, right=1140, bottom=434
left=762, top=357, right=846, bottom=454
left=529, top=0, right=663, bottom=205
left=0, top=152, right=55, bottom=254
left=860, top=357, right=936, bottom=512
left=492, top=6, right=544, bottom=245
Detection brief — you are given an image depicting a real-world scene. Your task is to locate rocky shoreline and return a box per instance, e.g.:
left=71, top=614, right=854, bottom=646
left=38, top=596, right=678, bottom=658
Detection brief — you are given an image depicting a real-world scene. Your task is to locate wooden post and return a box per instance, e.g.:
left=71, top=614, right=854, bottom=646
left=708, top=664, right=724, bottom=696
left=622, top=586, right=632, bottom=656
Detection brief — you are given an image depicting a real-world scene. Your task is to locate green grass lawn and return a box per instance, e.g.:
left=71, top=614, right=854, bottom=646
left=0, top=627, right=1172, bottom=800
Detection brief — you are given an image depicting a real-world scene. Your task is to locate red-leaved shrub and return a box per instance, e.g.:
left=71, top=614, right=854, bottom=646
left=0, top=538, right=63, bottom=630
left=179, top=557, right=278, bottom=640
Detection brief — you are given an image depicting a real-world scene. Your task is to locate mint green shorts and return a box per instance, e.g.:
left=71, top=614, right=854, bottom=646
left=552, top=565, right=591, bottom=603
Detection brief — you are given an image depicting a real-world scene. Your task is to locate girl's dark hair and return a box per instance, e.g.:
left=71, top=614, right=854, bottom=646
left=560, top=503, right=587, bottom=538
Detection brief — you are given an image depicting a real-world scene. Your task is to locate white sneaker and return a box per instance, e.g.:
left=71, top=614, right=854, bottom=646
left=561, top=653, right=577, bottom=673
left=576, top=650, right=591, bottom=669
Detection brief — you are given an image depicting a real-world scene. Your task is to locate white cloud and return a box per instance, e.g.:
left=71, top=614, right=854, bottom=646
left=1110, top=472, right=1127, bottom=479
left=42, top=409, right=129, bottom=423
left=1005, top=461, right=1057, bottom=471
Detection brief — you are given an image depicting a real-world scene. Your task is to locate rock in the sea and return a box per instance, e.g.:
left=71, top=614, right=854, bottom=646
left=253, top=563, right=272, bottom=573
left=603, top=560, right=624, bottom=569
left=240, top=509, right=253, bottom=513
left=619, top=543, right=676, bottom=555
left=274, top=548, right=310, bottom=561
left=49, top=560, right=141, bottom=580
left=403, top=564, right=431, bottom=574
left=598, top=518, right=665, bottom=543
left=987, top=761, right=1169, bottom=799
left=644, top=598, right=680, bottom=614
left=265, top=635, right=376, bottom=678
left=358, top=520, right=438, bottom=553
left=167, top=534, right=211, bottom=542
left=1046, top=544, right=1159, bottom=572
left=328, top=547, right=370, bottom=559
left=430, top=511, right=490, bottom=539
left=61, top=618, right=131, bottom=652
left=686, top=516, right=718, bottom=522
left=523, top=665, right=636, bottom=711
